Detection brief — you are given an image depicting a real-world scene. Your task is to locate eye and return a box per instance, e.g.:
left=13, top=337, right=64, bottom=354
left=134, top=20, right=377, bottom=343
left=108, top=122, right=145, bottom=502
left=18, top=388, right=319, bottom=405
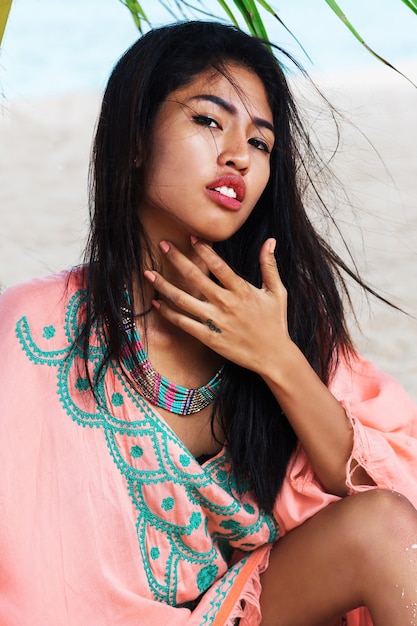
left=248, top=138, right=270, bottom=154
left=192, top=115, right=220, bottom=129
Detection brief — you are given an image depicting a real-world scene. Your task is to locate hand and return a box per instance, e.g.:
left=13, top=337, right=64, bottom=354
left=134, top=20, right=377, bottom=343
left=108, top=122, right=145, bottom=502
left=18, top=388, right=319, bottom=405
left=144, top=237, right=361, bottom=495
left=143, top=237, right=295, bottom=378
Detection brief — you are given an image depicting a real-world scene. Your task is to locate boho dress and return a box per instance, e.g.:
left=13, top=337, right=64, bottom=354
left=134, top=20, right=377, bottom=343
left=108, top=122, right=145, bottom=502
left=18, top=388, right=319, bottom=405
left=1, top=269, right=416, bottom=625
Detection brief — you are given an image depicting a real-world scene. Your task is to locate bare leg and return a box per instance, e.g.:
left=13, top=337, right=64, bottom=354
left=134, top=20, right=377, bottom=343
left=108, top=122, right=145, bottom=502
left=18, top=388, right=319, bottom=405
left=259, top=489, right=417, bottom=626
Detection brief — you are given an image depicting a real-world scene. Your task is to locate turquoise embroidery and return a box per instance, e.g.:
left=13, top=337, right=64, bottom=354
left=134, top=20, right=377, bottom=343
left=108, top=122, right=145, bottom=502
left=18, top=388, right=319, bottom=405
left=161, top=497, right=174, bottom=511
left=220, top=519, right=242, bottom=532
left=189, top=511, right=202, bottom=530
left=150, top=547, right=160, bottom=560
left=131, top=445, right=143, bottom=458
left=216, top=470, right=228, bottom=482
left=112, top=392, right=124, bottom=406
left=43, top=325, right=56, bottom=339
left=75, top=376, right=89, bottom=392
left=16, top=288, right=279, bottom=614
left=201, top=556, right=248, bottom=624
left=197, top=564, right=219, bottom=593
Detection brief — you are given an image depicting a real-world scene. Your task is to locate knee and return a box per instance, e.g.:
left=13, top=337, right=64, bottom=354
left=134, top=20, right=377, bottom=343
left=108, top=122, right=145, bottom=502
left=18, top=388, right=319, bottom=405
left=352, top=488, right=417, bottom=523
left=342, top=489, right=417, bottom=555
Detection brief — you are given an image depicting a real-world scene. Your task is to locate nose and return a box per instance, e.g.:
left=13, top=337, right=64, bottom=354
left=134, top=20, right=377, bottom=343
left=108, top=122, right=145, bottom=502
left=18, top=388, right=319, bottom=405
left=217, top=134, right=250, bottom=174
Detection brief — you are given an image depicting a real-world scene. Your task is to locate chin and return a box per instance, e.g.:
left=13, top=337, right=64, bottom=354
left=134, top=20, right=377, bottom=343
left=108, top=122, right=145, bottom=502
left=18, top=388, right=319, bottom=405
left=196, top=225, right=243, bottom=244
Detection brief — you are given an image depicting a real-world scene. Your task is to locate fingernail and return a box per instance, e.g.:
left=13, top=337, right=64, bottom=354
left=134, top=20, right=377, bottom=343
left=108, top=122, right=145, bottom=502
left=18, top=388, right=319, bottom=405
left=151, top=299, right=161, bottom=310
left=144, top=270, right=156, bottom=283
left=159, top=240, right=170, bottom=253
left=190, top=235, right=199, bottom=245
left=269, top=239, right=276, bottom=254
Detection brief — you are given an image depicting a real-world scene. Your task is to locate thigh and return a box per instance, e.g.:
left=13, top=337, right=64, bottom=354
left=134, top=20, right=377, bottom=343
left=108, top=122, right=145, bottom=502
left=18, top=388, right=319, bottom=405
left=259, top=493, right=373, bottom=626
left=260, top=489, right=417, bottom=626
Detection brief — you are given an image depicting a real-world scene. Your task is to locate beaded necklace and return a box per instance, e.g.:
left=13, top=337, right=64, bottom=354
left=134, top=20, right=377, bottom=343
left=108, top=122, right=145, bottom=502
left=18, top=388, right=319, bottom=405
left=120, top=308, right=223, bottom=415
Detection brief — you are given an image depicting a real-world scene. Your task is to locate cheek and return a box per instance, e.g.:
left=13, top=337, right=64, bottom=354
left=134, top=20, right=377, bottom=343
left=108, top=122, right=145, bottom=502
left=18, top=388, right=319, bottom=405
left=263, top=163, right=271, bottom=189
left=145, top=147, right=179, bottom=191
left=253, top=162, right=271, bottom=200
left=149, top=134, right=207, bottom=183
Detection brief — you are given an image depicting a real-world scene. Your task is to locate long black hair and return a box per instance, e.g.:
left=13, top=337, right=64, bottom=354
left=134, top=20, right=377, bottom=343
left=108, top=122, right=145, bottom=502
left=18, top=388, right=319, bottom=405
left=82, top=21, right=362, bottom=513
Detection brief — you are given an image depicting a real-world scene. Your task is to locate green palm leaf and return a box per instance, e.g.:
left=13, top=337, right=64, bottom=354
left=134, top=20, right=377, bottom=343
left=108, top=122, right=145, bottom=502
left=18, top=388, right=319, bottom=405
left=400, top=0, right=417, bottom=15
left=0, top=0, right=13, bottom=45
left=213, top=0, right=240, bottom=26
left=324, top=0, right=416, bottom=87
left=3, top=0, right=415, bottom=83
left=118, top=0, right=149, bottom=31
left=119, top=0, right=416, bottom=85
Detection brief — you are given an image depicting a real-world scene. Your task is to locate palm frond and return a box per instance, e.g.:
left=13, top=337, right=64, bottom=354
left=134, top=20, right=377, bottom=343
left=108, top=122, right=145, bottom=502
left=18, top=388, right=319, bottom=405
left=119, top=0, right=416, bottom=85
left=324, top=0, right=416, bottom=87
left=0, top=0, right=13, bottom=45
left=118, top=0, right=150, bottom=32
left=400, top=0, right=417, bottom=15
left=213, top=0, right=240, bottom=26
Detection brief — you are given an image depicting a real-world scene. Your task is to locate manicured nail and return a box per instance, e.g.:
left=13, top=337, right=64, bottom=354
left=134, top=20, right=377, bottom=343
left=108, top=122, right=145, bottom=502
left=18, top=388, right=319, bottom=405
left=269, top=238, right=276, bottom=254
left=151, top=299, right=161, bottom=310
left=144, top=270, right=156, bottom=283
left=159, top=240, right=170, bottom=253
left=190, top=235, right=199, bottom=245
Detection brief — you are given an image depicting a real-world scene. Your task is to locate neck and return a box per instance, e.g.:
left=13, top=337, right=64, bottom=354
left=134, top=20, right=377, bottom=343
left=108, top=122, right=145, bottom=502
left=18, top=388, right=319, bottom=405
left=136, top=203, right=213, bottom=299
left=124, top=227, right=224, bottom=413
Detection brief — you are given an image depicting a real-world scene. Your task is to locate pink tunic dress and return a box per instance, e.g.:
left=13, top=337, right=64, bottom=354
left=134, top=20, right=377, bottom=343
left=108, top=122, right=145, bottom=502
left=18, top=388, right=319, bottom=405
left=1, top=269, right=416, bottom=625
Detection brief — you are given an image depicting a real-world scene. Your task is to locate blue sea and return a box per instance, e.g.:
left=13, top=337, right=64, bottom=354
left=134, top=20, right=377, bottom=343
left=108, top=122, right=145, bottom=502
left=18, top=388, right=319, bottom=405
left=1, top=0, right=416, bottom=99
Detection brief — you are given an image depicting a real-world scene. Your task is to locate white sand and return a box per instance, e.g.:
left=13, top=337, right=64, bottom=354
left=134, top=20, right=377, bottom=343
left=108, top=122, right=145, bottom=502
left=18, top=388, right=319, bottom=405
left=0, top=63, right=416, bottom=400
left=0, top=93, right=97, bottom=283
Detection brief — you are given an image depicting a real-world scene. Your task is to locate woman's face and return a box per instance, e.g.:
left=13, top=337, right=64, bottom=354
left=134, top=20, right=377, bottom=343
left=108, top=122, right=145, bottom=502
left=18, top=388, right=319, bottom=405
left=139, top=64, right=275, bottom=245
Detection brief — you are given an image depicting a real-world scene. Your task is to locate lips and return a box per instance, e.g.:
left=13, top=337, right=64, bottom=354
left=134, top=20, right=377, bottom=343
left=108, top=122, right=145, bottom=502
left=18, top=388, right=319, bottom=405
left=206, top=174, right=246, bottom=210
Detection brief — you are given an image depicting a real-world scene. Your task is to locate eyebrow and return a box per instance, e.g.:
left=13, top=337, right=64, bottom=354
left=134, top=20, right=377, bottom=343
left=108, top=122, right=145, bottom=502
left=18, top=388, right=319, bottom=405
left=188, top=94, right=275, bottom=135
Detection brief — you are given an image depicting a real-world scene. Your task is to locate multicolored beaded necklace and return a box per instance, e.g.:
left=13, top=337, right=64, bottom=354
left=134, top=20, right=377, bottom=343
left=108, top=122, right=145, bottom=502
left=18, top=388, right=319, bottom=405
left=120, top=307, right=223, bottom=415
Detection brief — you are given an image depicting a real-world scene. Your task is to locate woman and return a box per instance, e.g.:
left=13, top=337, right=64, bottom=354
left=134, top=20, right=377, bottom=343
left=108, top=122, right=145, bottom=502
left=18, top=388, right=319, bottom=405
left=0, top=20, right=416, bottom=626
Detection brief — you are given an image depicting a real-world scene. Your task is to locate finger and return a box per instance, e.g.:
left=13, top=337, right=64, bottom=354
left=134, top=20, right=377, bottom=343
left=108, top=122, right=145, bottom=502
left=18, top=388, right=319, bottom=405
left=152, top=298, right=223, bottom=346
left=158, top=240, right=225, bottom=299
left=144, top=269, right=209, bottom=320
left=259, top=238, right=284, bottom=292
left=190, top=237, right=243, bottom=289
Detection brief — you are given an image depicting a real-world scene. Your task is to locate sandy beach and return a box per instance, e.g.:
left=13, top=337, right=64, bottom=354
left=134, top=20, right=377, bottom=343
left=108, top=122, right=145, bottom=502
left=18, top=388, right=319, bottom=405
left=1, top=62, right=416, bottom=401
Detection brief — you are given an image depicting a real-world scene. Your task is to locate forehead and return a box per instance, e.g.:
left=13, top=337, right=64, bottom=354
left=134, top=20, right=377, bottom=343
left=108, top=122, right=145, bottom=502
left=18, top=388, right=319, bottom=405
left=169, top=64, right=273, bottom=122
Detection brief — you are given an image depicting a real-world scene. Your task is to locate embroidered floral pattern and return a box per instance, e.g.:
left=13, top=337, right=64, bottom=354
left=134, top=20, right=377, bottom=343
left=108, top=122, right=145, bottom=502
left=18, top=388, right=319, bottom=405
left=131, top=445, right=144, bottom=458
left=197, top=564, right=219, bottom=593
left=161, top=497, right=175, bottom=511
left=150, top=547, right=160, bottom=560
left=16, top=288, right=279, bottom=611
left=43, top=325, right=56, bottom=339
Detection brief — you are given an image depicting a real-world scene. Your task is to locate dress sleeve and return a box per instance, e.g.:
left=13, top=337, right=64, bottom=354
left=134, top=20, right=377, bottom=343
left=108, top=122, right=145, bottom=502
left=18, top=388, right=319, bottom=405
left=273, top=353, right=417, bottom=535
left=330, top=353, right=417, bottom=502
